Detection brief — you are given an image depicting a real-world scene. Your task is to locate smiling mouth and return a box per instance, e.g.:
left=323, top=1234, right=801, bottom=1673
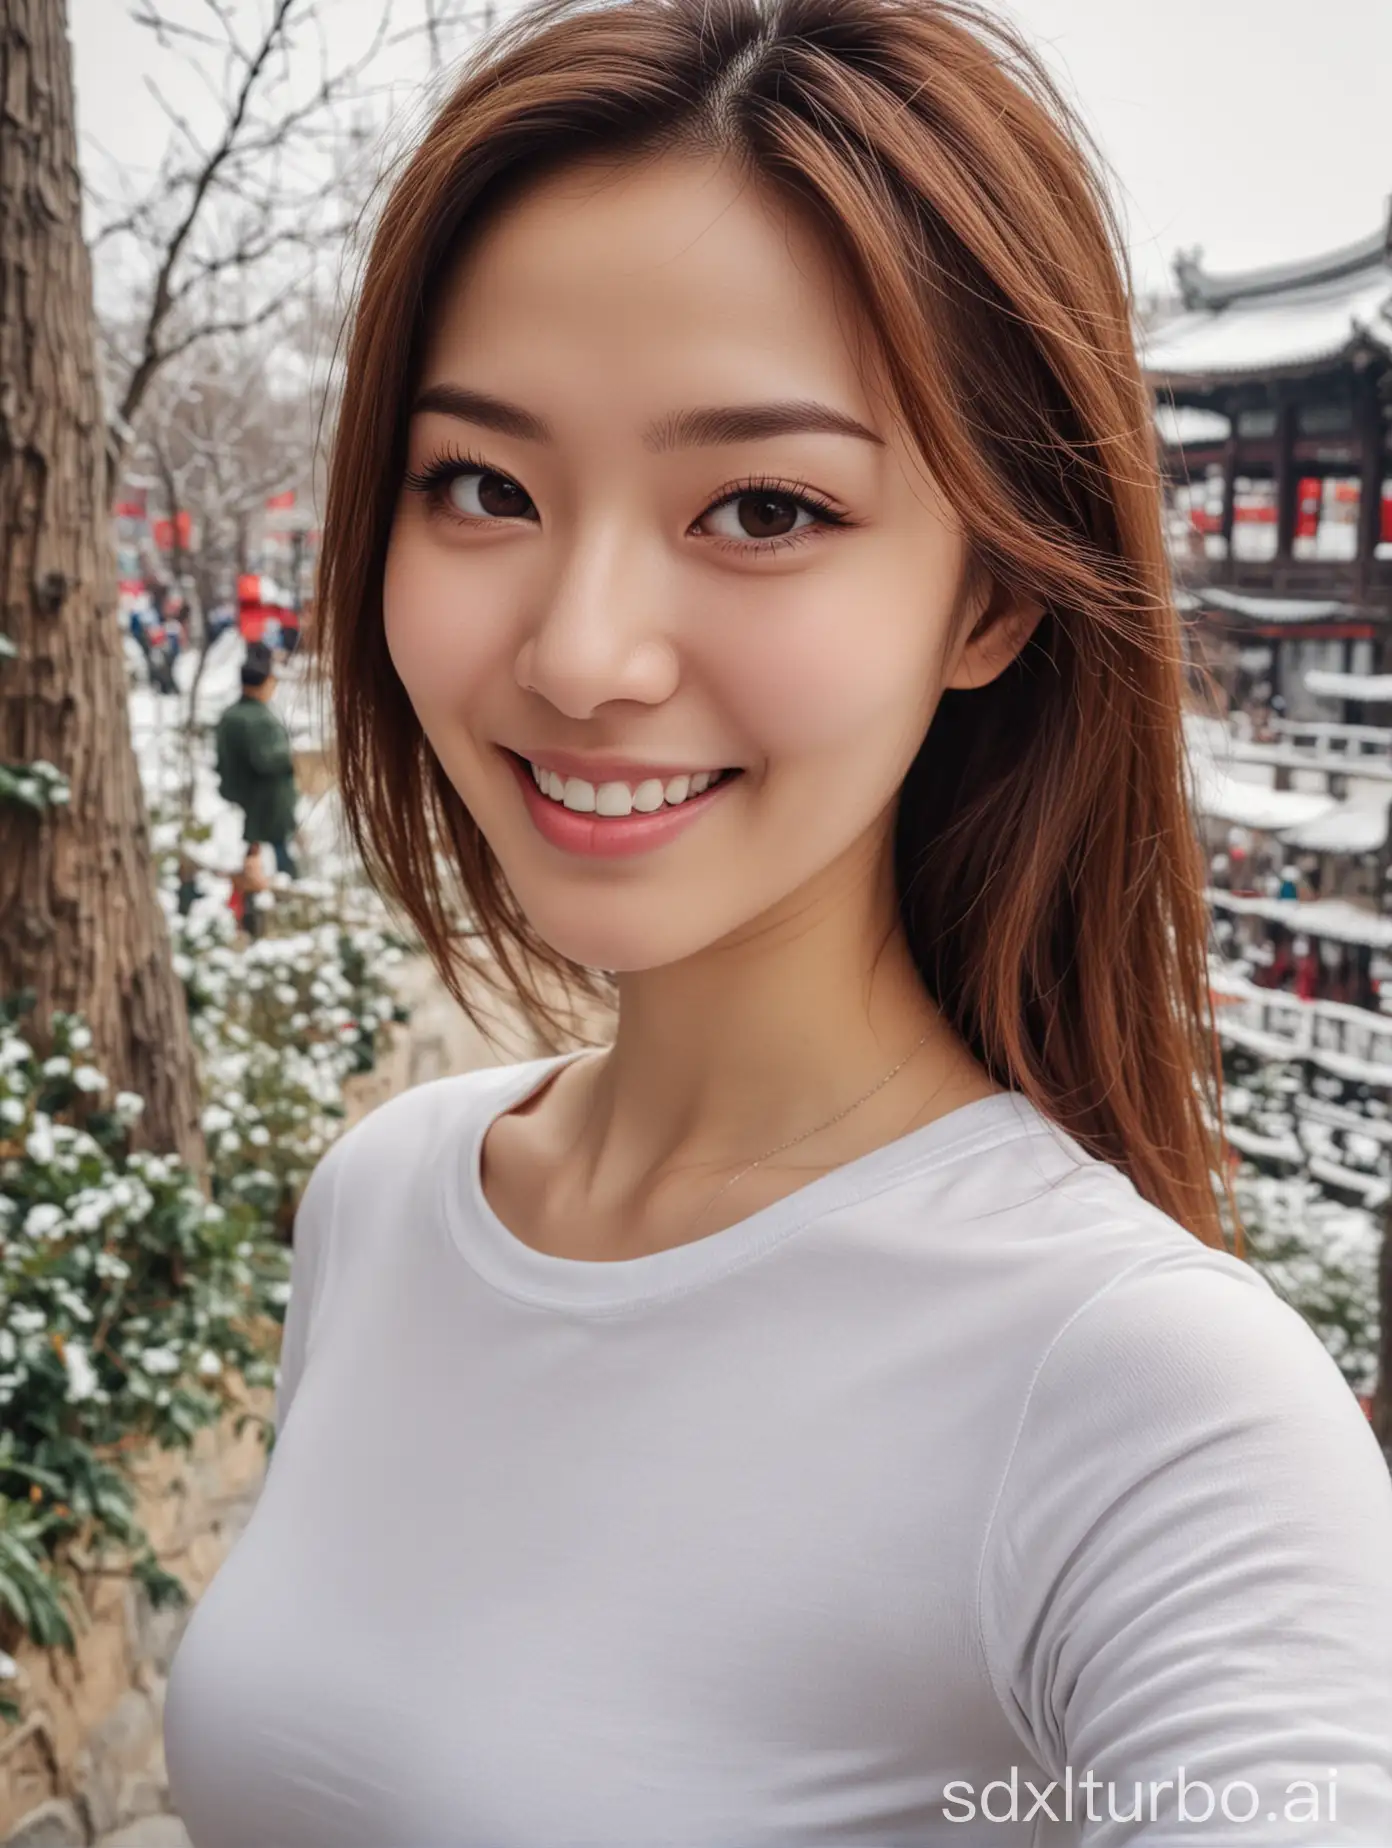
left=509, top=753, right=743, bottom=818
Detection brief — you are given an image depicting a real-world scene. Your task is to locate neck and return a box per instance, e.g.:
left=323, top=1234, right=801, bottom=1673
left=571, top=822, right=990, bottom=1198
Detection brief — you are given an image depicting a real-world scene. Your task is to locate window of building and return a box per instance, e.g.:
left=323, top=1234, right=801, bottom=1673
left=1236, top=408, right=1278, bottom=439
left=1295, top=398, right=1354, bottom=437
left=1166, top=465, right=1227, bottom=561
left=1293, top=474, right=1361, bottom=560
left=1232, top=473, right=1277, bottom=561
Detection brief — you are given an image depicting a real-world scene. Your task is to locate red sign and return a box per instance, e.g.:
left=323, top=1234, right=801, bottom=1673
left=266, top=489, right=296, bottom=511
left=1295, top=477, right=1321, bottom=540
left=151, top=510, right=193, bottom=552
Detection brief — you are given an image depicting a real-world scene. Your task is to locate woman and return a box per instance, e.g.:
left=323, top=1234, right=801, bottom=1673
left=164, top=1, right=1392, bottom=1841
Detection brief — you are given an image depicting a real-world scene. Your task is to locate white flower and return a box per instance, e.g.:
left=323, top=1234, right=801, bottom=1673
left=62, top=1340, right=99, bottom=1403
left=25, top=1115, right=55, bottom=1163
left=0, top=1098, right=23, bottom=1126
left=196, top=1350, right=223, bottom=1377
left=0, top=1330, right=14, bottom=1364
left=68, top=1026, right=92, bottom=1052
left=248, top=1125, right=271, bottom=1147
left=113, top=1091, right=145, bottom=1124
left=0, top=1037, right=33, bottom=1070
left=201, top=1105, right=233, bottom=1135
left=72, top=1065, right=106, bottom=1093
left=0, top=1651, right=16, bottom=1681
left=22, top=1202, right=64, bottom=1240
left=8, top=1307, right=45, bottom=1335
left=42, top=1056, right=72, bottom=1079
left=139, top=1345, right=181, bottom=1376
left=68, top=1195, right=107, bottom=1233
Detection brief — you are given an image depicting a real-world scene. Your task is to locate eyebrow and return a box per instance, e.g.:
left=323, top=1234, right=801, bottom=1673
left=410, top=383, right=886, bottom=451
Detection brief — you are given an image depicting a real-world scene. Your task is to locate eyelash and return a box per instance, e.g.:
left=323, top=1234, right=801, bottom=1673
left=400, top=446, right=855, bottom=555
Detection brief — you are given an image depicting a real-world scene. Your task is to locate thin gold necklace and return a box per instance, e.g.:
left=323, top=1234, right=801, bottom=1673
left=575, top=1029, right=934, bottom=1244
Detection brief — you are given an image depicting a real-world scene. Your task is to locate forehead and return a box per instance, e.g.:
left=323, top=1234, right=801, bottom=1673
left=420, top=151, right=887, bottom=415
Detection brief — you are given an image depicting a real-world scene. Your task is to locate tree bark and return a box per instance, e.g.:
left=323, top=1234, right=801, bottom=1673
left=0, top=0, right=203, bottom=1165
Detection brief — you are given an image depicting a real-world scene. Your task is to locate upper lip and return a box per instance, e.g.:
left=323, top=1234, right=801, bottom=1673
left=506, top=747, right=737, bottom=784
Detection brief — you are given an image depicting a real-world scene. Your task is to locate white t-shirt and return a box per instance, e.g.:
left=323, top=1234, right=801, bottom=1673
left=164, top=1055, right=1392, bottom=1846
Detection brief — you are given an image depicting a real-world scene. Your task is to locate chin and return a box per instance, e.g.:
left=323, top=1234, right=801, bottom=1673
left=515, top=886, right=741, bottom=976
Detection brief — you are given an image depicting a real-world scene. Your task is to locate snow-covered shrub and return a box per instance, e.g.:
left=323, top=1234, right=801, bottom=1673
left=0, top=1003, right=290, bottom=1699
left=169, top=879, right=407, bottom=1236
left=0, top=878, right=409, bottom=1691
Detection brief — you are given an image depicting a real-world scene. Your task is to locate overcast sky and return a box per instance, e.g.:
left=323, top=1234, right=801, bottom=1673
left=71, top=0, right=1391, bottom=299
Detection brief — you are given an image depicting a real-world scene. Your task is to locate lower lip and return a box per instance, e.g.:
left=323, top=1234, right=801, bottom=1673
left=503, top=751, right=742, bottom=859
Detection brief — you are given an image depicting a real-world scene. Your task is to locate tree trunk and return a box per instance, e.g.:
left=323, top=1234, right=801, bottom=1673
left=0, top=0, right=203, bottom=1165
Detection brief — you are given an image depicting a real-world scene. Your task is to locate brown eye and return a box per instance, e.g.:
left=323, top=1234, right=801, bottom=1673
left=738, top=493, right=800, bottom=538
left=446, top=469, right=533, bottom=520
left=704, top=491, right=813, bottom=544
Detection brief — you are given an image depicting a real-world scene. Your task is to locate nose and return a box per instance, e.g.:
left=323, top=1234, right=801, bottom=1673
left=515, top=525, right=679, bottom=719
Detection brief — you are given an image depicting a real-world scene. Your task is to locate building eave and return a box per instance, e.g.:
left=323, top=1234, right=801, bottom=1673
left=1174, top=203, right=1392, bottom=311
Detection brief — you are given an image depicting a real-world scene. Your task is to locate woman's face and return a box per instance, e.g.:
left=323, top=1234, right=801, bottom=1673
left=385, top=150, right=1022, bottom=973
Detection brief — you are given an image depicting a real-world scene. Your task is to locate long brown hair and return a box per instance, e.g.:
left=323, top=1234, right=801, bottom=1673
left=319, top=0, right=1238, bottom=1252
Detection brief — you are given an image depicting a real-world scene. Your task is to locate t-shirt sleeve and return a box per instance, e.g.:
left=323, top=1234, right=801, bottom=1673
left=273, top=1140, right=346, bottom=1438
left=977, top=1255, right=1392, bottom=1844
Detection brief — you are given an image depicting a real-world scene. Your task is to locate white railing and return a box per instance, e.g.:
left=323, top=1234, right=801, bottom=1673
left=1269, top=718, right=1392, bottom=762
left=1210, top=965, right=1392, bottom=1083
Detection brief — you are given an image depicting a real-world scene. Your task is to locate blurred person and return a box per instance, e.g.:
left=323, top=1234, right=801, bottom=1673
left=213, top=640, right=299, bottom=878
left=228, top=842, right=269, bottom=939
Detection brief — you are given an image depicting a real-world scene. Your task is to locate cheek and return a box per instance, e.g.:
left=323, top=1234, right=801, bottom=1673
left=381, top=526, right=504, bottom=713
left=709, top=594, right=943, bottom=766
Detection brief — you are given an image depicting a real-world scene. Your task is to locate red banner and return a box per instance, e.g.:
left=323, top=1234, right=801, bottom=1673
left=151, top=511, right=193, bottom=552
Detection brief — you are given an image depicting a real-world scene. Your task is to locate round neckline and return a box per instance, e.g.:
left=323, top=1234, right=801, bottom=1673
left=439, top=1051, right=1051, bottom=1317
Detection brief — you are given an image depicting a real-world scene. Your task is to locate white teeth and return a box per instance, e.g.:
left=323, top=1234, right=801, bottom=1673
left=595, top=781, right=633, bottom=817
left=527, top=760, right=730, bottom=814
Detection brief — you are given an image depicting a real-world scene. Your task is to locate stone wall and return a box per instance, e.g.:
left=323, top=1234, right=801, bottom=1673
left=0, top=953, right=611, bottom=1847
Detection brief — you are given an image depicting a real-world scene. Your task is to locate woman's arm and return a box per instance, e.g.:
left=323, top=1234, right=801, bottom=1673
left=273, top=1140, right=347, bottom=1439
left=977, top=1255, right=1392, bottom=1844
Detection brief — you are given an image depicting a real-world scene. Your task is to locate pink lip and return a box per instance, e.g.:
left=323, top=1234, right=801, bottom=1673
left=502, top=749, right=741, bottom=859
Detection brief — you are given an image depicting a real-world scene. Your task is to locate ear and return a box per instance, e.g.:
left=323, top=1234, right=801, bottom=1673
left=943, top=582, right=1046, bottom=693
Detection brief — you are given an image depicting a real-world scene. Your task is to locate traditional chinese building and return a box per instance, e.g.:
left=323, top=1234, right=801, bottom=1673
left=1144, top=202, right=1392, bottom=724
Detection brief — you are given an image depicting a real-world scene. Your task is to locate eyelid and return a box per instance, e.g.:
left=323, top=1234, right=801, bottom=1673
left=402, top=448, right=856, bottom=547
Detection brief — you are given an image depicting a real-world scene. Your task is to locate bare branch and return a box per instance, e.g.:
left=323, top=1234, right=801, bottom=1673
left=141, top=74, right=212, bottom=161
left=112, top=0, right=302, bottom=455
left=127, top=9, right=225, bottom=53
left=149, top=291, right=291, bottom=368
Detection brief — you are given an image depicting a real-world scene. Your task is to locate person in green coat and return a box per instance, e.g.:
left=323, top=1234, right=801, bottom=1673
left=215, top=641, right=300, bottom=878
